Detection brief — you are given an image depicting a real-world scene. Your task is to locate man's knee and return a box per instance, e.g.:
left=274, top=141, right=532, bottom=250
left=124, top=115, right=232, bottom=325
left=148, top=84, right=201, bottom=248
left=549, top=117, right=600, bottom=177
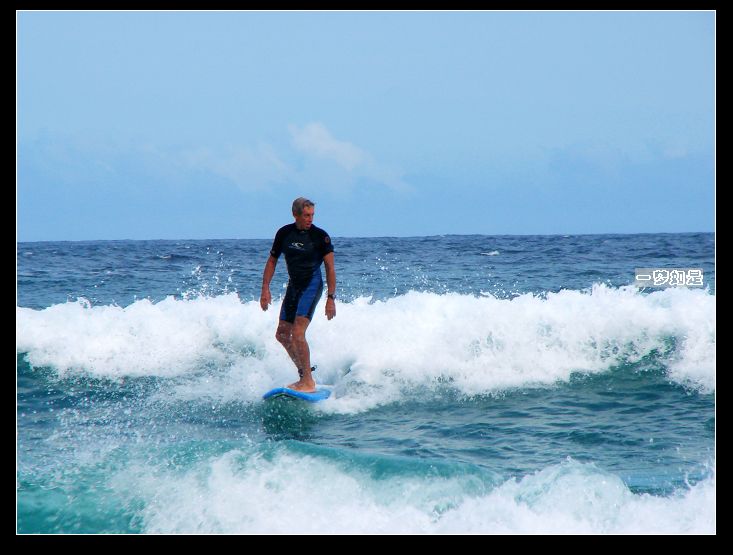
left=292, top=317, right=310, bottom=340
left=276, top=323, right=292, bottom=345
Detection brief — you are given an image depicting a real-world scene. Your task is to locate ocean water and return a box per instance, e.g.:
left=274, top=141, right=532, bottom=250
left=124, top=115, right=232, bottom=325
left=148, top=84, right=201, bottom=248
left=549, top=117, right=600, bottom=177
left=17, top=233, right=715, bottom=534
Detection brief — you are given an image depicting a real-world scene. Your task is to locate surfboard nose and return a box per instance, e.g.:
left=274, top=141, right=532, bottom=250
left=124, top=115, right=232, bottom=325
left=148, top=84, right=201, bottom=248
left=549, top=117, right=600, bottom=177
left=263, top=387, right=331, bottom=403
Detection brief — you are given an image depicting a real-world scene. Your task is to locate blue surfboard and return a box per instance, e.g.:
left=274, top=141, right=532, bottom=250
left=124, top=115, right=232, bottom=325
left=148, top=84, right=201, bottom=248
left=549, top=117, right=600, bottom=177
left=262, top=387, right=331, bottom=403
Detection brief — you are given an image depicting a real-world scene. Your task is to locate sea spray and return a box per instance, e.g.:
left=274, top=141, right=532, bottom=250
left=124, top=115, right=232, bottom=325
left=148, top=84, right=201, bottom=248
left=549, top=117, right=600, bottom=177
left=18, top=285, right=716, bottom=404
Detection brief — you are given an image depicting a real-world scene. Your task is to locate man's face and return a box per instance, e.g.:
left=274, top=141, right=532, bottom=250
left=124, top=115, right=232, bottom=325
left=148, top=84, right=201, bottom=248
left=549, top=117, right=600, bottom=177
left=294, top=206, right=314, bottom=230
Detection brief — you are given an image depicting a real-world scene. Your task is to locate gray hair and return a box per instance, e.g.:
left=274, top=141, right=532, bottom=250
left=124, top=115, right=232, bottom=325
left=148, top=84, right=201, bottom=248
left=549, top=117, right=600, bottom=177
left=292, top=197, right=315, bottom=216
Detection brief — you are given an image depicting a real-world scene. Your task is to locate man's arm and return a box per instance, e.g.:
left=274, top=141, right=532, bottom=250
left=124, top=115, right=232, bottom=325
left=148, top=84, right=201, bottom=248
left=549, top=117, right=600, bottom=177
left=260, top=255, right=278, bottom=311
left=324, top=252, right=336, bottom=320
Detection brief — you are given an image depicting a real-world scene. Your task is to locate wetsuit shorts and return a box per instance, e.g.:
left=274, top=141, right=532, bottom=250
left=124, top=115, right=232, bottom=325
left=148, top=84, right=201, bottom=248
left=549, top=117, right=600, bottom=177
left=279, top=271, right=324, bottom=323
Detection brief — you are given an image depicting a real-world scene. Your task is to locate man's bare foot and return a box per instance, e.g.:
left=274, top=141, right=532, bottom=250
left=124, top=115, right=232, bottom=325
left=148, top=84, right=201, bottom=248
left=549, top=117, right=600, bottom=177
left=287, top=379, right=316, bottom=392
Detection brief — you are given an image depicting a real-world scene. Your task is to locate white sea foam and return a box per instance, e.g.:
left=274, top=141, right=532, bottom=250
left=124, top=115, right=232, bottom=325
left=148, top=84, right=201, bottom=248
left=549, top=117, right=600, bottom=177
left=112, top=449, right=715, bottom=534
left=17, top=284, right=716, bottom=410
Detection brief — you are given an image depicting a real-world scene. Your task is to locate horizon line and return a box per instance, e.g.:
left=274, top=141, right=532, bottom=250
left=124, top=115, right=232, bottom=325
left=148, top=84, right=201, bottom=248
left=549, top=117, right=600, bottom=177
left=17, top=229, right=715, bottom=244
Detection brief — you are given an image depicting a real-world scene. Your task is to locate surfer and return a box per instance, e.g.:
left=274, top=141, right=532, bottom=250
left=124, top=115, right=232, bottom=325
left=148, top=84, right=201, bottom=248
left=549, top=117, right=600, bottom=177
left=260, top=198, right=336, bottom=392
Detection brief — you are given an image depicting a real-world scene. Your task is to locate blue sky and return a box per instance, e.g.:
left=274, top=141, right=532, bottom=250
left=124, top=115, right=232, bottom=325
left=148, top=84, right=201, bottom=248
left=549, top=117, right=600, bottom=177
left=17, top=11, right=714, bottom=241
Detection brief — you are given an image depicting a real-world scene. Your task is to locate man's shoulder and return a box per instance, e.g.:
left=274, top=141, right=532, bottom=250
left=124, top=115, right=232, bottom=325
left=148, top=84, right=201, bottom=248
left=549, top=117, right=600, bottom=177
left=309, top=224, right=330, bottom=238
left=275, top=223, right=296, bottom=236
left=309, top=225, right=334, bottom=251
left=270, top=224, right=296, bottom=256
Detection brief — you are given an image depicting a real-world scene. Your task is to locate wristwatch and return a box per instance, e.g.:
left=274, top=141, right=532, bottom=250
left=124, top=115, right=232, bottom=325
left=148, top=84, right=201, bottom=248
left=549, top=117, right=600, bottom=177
left=327, top=293, right=336, bottom=300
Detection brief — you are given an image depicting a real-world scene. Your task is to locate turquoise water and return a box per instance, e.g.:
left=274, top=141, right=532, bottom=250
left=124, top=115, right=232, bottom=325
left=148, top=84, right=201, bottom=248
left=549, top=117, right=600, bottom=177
left=17, top=233, right=715, bottom=533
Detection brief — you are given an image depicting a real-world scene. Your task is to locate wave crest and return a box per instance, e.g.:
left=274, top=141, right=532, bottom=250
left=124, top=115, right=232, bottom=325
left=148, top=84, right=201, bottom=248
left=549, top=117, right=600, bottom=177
left=17, top=285, right=716, bottom=404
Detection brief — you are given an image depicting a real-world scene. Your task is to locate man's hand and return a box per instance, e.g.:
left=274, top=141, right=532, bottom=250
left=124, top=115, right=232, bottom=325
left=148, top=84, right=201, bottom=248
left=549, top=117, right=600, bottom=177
left=260, top=288, right=271, bottom=311
left=323, top=252, right=336, bottom=321
left=260, top=256, right=277, bottom=311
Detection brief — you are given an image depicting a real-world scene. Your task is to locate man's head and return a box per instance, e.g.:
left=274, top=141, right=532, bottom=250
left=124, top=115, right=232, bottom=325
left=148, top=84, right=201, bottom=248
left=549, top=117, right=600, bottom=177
left=292, top=197, right=315, bottom=230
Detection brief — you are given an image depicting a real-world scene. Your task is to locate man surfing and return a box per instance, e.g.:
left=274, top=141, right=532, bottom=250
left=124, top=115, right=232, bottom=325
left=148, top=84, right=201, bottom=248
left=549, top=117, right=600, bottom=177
left=260, top=198, right=336, bottom=392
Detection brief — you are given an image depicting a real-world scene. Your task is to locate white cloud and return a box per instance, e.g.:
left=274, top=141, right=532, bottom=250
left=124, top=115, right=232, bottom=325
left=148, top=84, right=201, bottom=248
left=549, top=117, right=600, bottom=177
left=173, top=122, right=413, bottom=194
left=662, top=143, right=689, bottom=160
left=289, top=122, right=414, bottom=194
left=289, top=122, right=366, bottom=171
left=181, top=143, right=293, bottom=191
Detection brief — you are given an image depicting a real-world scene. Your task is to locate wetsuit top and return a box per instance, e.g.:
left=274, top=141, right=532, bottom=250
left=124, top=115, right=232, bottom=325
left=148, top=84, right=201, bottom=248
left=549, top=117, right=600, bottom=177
left=269, top=223, right=334, bottom=289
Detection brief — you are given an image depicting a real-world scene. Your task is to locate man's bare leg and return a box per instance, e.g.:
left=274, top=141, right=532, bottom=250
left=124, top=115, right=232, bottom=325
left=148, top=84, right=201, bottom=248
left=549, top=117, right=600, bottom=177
left=275, top=320, right=299, bottom=368
left=287, top=316, right=316, bottom=391
left=275, top=317, right=316, bottom=392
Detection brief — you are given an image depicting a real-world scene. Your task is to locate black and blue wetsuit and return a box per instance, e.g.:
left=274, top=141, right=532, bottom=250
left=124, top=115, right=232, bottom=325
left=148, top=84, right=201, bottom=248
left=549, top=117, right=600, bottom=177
left=270, top=223, right=334, bottom=323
